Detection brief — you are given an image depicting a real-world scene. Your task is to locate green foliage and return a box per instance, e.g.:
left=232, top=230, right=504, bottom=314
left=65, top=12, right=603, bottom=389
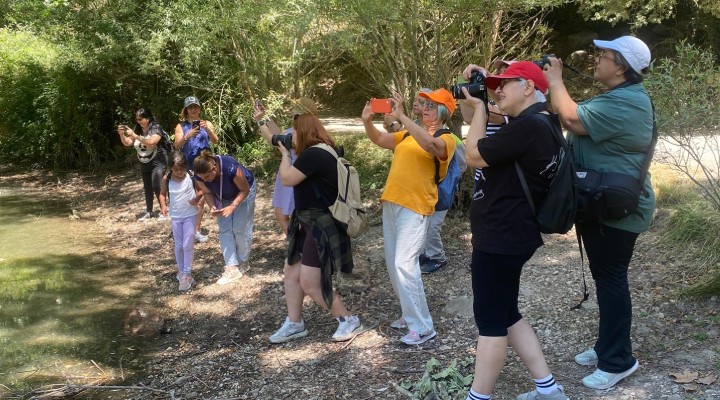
left=396, top=357, right=475, bottom=399
left=645, top=42, right=720, bottom=212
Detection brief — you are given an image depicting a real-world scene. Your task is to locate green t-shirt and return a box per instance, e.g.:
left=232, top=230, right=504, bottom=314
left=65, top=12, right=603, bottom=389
left=571, top=83, right=655, bottom=233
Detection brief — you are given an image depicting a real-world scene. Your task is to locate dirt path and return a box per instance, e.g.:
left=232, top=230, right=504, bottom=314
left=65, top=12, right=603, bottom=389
left=3, top=150, right=720, bottom=399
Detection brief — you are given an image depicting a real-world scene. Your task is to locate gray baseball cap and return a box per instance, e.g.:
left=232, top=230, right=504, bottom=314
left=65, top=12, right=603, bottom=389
left=183, top=96, right=201, bottom=109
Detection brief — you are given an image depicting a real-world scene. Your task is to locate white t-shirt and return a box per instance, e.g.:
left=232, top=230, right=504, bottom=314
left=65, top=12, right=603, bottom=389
left=169, top=173, right=200, bottom=219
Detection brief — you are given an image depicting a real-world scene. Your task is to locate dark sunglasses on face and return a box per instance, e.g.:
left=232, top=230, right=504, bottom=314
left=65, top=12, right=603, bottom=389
left=498, top=79, right=522, bottom=90
left=423, top=101, right=437, bottom=110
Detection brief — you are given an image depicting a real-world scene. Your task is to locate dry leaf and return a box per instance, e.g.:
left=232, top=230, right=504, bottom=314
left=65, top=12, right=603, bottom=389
left=670, top=370, right=699, bottom=383
left=683, top=383, right=699, bottom=392
left=697, top=374, right=717, bottom=385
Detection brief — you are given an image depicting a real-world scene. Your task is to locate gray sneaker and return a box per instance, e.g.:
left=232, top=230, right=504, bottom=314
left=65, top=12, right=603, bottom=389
left=332, top=315, right=362, bottom=342
left=390, top=317, right=407, bottom=329
left=138, top=212, right=152, bottom=221
left=269, top=317, right=308, bottom=344
left=516, top=386, right=568, bottom=400
left=178, top=275, right=194, bottom=291
left=217, top=265, right=243, bottom=285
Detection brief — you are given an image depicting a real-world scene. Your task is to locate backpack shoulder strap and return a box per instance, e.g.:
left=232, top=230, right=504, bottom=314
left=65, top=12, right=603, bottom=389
left=312, top=143, right=339, bottom=159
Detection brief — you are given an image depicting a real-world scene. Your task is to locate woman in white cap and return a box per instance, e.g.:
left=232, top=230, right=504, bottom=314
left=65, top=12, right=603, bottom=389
left=174, top=96, right=219, bottom=243
left=544, top=36, right=655, bottom=390
left=361, top=89, right=457, bottom=345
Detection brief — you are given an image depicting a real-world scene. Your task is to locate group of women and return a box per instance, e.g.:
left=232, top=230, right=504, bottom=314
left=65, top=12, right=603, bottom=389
left=117, top=34, right=655, bottom=398
left=361, top=35, right=654, bottom=400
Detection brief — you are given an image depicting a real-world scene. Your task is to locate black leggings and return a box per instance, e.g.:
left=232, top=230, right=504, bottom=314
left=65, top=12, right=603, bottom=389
left=141, top=165, right=165, bottom=213
left=471, top=249, right=534, bottom=336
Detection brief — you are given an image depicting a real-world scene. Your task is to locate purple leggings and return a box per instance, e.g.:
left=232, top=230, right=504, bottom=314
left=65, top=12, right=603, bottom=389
left=172, top=215, right=196, bottom=276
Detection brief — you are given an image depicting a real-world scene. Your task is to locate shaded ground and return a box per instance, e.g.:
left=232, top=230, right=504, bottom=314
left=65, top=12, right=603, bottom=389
left=2, top=152, right=719, bottom=399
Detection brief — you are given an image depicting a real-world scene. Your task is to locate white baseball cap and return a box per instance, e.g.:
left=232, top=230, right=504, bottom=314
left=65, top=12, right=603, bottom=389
left=593, top=36, right=651, bottom=73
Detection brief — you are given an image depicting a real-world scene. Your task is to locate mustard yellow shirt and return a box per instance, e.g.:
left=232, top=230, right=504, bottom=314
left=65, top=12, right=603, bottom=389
left=380, top=130, right=457, bottom=215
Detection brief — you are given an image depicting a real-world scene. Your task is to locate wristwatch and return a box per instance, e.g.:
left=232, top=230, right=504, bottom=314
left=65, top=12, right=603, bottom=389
left=258, top=119, right=268, bottom=126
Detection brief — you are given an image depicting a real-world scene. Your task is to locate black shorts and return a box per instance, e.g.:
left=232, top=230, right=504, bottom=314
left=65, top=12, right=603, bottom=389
left=470, top=249, right=534, bottom=336
left=298, top=223, right=322, bottom=268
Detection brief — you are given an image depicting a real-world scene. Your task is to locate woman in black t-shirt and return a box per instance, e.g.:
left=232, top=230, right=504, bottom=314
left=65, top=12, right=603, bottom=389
left=461, top=62, right=569, bottom=400
left=268, top=112, right=363, bottom=344
left=117, top=107, right=170, bottom=221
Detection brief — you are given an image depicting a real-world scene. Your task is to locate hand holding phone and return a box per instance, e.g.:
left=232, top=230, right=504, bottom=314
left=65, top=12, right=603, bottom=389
left=370, top=98, right=392, bottom=114
left=211, top=208, right=223, bottom=216
left=192, top=120, right=201, bottom=129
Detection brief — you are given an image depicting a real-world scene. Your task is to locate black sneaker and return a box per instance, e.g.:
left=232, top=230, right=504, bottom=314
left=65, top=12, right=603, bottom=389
left=418, top=253, right=430, bottom=265
left=420, top=258, right=447, bottom=274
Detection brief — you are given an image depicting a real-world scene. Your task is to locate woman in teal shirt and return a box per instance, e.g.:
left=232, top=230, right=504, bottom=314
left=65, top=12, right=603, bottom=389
left=544, top=36, right=654, bottom=392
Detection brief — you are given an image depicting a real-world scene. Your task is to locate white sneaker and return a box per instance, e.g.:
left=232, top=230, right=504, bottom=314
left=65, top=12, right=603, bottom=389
left=194, top=231, right=209, bottom=243
left=582, top=360, right=639, bottom=390
left=332, top=315, right=362, bottom=342
left=216, top=265, right=242, bottom=285
left=157, top=213, right=167, bottom=221
left=269, top=317, right=308, bottom=343
left=138, top=212, right=152, bottom=221
left=575, top=348, right=598, bottom=366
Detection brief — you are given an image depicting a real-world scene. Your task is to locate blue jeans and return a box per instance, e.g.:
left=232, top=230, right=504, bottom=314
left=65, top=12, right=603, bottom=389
left=216, top=184, right=256, bottom=267
left=382, top=201, right=433, bottom=335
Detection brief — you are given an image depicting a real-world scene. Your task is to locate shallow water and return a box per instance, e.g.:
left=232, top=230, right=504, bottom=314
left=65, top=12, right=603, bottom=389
left=0, top=185, right=145, bottom=395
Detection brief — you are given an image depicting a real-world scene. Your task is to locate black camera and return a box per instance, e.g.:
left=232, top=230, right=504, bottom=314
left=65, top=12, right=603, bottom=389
left=271, top=134, right=293, bottom=149
left=452, top=71, right=487, bottom=102
left=533, top=54, right=556, bottom=69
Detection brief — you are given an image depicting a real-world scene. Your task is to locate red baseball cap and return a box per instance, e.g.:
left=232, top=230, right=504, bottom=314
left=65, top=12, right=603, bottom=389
left=486, top=61, right=549, bottom=94
left=419, top=88, right=456, bottom=115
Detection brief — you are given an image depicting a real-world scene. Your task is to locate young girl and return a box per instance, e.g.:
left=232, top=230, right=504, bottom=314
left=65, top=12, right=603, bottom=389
left=160, top=152, right=203, bottom=291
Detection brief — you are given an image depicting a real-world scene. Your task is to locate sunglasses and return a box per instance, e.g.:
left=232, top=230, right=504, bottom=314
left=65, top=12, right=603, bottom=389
left=422, top=101, right=437, bottom=110
left=497, top=79, right=523, bottom=90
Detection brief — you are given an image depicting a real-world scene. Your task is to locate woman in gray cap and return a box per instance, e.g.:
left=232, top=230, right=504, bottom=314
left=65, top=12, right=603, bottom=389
left=174, top=96, right=219, bottom=243
left=544, top=36, right=655, bottom=391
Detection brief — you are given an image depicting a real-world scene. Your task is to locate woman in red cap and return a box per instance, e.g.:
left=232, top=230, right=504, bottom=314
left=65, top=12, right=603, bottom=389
left=462, top=61, right=568, bottom=400
left=361, top=89, right=457, bottom=345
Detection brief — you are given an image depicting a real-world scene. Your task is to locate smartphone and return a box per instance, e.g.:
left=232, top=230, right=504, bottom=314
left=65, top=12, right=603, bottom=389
left=370, top=98, right=392, bottom=114
left=211, top=209, right=223, bottom=216
left=192, top=120, right=201, bottom=128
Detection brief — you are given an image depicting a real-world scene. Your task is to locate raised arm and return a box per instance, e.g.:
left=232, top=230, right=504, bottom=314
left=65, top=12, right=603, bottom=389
left=544, top=57, right=588, bottom=135
left=361, top=101, right=397, bottom=150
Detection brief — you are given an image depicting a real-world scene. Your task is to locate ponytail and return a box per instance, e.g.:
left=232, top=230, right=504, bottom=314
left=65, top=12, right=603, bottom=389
left=193, top=149, right=216, bottom=173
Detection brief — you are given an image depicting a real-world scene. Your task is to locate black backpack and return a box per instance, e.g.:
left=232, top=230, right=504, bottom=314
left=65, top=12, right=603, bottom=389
left=515, top=114, right=578, bottom=234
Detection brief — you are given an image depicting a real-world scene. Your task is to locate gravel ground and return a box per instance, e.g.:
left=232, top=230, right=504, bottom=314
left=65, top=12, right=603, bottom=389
left=3, top=156, right=719, bottom=399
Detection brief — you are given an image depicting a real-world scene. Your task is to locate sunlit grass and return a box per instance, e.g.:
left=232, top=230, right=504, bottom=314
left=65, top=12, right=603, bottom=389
left=651, top=163, right=720, bottom=297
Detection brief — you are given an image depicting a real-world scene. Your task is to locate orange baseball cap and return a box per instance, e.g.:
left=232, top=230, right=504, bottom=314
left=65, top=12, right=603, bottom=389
left=418, top=88, right=456, bottom=115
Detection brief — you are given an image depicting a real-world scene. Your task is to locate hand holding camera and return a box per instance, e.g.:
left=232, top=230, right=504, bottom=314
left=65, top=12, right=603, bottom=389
left=452, top=70, right=488, bottom=102
left=271, top=134, right=293, bottom=149
left=118, top=125, right=132, bottom=137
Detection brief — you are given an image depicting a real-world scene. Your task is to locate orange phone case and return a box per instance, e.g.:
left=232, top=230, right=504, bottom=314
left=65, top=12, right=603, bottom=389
left=370, top=98, right=392, bottom=114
